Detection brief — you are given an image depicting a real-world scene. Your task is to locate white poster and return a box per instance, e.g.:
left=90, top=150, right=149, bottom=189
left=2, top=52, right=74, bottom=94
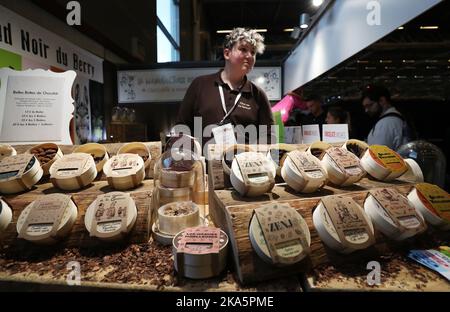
left=0, top=68, right=75, bottom=144
left=284, top=126, right=302, bottom=144
left=302, top=124, right=321, bottom=144
left=117, top=66, right=281, bottom=103
left=322, top=124, right=349, bottom=143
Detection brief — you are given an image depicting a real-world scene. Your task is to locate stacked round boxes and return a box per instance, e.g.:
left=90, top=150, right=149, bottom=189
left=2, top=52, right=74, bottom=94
left=0, top=199, right=13, bottom=234
left=249, top=202, right=311, bottom=266
left=281, top=150, right=327, bottom=193
left=364, top=188, right=426, bottom=240
left=321, top=147, right=366, bottom=186
left=0, top=144, right=17, bottom=160
left=361, top=145, right=407, bottom=181
left=153, top=149, right=201, bottom=245
left=73, top=143, right=109, bottom=173
left=117, top=142, right=152, bottom=178
left=313, top=195, right=375, bottom=254
left=85, top=192, right=137, bottom=241
left=49, top=153, right=97, bottom=191
left=27, top=143, right=63, bottom=176
left=408, top=183, right=450, bottom=230
left=173, top=227, right=228, bottom=279
left=103, top=153, right=145, bottom=190
left=230, top=151, right=276, bottom=197
left=17, top=194, right=78, bottom=244
left=0, top=154, right=43, bottom=194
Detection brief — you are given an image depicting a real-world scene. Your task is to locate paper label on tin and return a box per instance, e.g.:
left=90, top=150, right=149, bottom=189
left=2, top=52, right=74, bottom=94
left=0, top=154, right=35, bottom=180
left=288, top=150, right=324, bottom=179
left=109, top=154, right=141, bottom=175
left=19, top=194, right=70, bottom=238
left=52, top=154, right=89, bottom=177
left=254, top=203, right=309, bottom=265
left=369, top=145, right=406, bottom=173
left=370, top=188, right=423, bottom=230
left=235, top=152, right=274, bottom=186
left=416, top=183, right=450, bottom=222
left=91, top=192, right=129, bottom=235
left=321, top=196, right=375, bottom=249
left=326, top=147, right=363, bottom=177
left=175, top=227, right=221, bottom=255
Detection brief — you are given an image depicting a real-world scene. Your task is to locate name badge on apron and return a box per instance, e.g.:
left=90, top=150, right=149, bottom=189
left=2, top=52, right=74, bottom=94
left=212, top=123, right=237, bottom=145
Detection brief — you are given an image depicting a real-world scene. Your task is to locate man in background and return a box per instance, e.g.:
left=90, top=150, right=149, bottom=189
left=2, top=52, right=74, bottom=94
left=362, top=84, right=410, bottom=150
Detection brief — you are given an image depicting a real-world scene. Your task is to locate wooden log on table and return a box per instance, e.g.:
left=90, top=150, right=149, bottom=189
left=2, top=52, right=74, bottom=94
left=1, top=179, right=154, bottom=248
left=209, top=179, right=427, bottom=285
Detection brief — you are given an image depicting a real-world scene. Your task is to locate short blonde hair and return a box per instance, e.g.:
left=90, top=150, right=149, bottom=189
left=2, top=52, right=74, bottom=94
left=223, top=28, right=265, bottom=54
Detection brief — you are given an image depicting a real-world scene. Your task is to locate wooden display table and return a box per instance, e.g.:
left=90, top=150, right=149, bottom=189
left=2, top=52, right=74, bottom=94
left=206, top=144, right=450, bottom=290
left=0, top=142, right=301, bottom=292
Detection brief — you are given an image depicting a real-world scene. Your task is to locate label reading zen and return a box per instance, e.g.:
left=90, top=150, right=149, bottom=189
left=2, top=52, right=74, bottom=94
left=235, top=153, right=272, bottom=185
left=254, top=203, right=308, bottom=264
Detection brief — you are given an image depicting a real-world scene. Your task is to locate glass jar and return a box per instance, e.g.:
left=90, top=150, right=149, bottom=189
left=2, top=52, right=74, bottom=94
left=397, top=140, right=446, bottom=188
left=111, top=106, right=122, bottom=122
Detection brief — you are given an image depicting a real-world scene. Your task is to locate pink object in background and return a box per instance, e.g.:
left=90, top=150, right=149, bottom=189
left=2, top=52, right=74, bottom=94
left=271, top=93, right=307, bottom=123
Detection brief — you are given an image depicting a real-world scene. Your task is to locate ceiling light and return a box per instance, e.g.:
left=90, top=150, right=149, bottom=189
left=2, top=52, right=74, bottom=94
left=216, top=30, right=233, bottom=34
left=255, top=29, right=267, bottom=33
left=402, top=60, right=415, bottom=63
left=283, top=28, right=294, bottom=32
left=379, top=60, right=392, bottom=63
left=290, top=27, right=301, bottom=39
left=357, top=60, right=369, bottom=64
left=398, top=26, right=404, bottom=30
left=365, top=66, right=376, bottom=70
left=420, top=26, right=439, bottom=30
left=313, top=0, right=324, bottom=7
left=300, top=13, right=310, bottom=29
left=397, top=75, right=407, bottom=79
left=414, top=75, right=424, bottom=79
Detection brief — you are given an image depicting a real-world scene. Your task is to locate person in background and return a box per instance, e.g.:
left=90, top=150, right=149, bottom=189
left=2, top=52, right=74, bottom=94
left=362, top=84, right=410, bottom=150
left=175, top=27, right=274, bottom=147
left=302, top=93, right=327, bottom=132
left=326, top=106, right=352, bottom=138
left=326, top=106, right=349, bottom=124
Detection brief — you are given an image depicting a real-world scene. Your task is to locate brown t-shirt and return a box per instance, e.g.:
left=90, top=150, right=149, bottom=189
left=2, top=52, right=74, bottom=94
left=176, top=70, right=274, bottom=145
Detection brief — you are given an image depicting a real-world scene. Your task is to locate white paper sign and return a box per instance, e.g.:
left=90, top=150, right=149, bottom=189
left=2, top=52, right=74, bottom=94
left=302, top=124, right=320, bottom=144
left=0, top=68, right=76, bottom=144
left=284, top=126, right=302, bottom=144
left=322, top=124, right=349, bottom=143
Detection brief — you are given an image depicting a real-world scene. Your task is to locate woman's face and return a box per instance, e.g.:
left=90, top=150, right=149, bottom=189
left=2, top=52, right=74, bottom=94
left=326, top=112, right=340, bottom=124
left=224, top=40, right=256, bottom=76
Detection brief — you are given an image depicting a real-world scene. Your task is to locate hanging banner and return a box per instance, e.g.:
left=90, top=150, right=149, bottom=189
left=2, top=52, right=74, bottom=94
left=0, top=5, right=103, bottom=83
left=117, top=66, right=282, bottom=103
